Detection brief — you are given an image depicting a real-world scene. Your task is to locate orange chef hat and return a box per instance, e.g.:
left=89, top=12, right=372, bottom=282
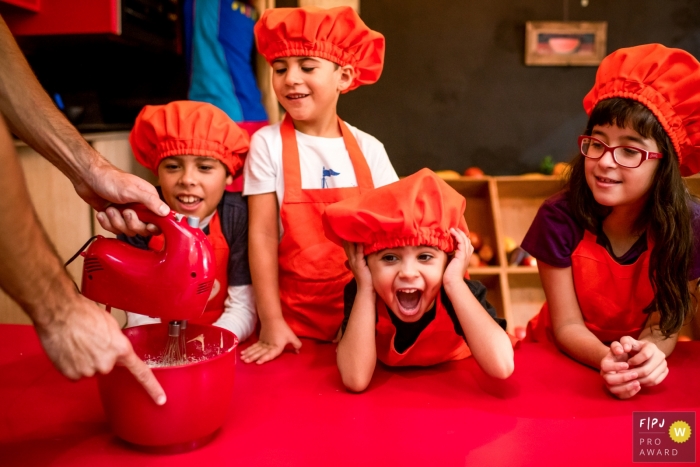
left=323, top=168, right=469, bottom=255
left=254, top=6, right=385, bottom=92
left=583, top=44, right=700, bottom=176
left=130, top=101, right=250, bottom=176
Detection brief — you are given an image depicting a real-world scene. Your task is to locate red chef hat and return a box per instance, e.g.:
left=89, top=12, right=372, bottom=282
left=254, top=6, right=385, bottom=92
left=583, top=44, right=700, bottom=176
left=130, top=101, right=250, bottom=176
left=323, top=168, right=469, bottom=255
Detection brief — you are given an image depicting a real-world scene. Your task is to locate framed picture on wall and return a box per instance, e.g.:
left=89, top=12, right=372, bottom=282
left=525, top=21, right=607, bottom=66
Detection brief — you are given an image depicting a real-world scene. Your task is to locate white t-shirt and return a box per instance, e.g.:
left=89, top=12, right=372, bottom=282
left=243, top=121, right=398, bottom=236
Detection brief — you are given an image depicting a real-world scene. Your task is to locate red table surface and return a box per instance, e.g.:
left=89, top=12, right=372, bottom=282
left=0, top=324, right=697, bottom=467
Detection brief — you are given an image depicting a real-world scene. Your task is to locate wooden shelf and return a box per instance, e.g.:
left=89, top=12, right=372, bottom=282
left=506, top=266, right=539, bottom=274
left=467, top=266, right=500, bottom=275
left=448, top=175, right=700, bottom=335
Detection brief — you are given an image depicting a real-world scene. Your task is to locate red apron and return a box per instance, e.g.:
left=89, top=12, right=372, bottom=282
left=149, top=211, right=229, bottom=324
left=278, top=113, right=374, bottom=341
left=528, top=230, right=654, bottom=343
left=375, top=293, right=472, bottom=367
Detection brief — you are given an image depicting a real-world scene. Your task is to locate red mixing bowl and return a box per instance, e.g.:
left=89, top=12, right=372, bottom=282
left=97, top=323, right=237, bottom=451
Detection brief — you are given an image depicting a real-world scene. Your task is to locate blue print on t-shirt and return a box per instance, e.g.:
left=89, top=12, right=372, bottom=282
left=322, top=167, right=341, bottom=188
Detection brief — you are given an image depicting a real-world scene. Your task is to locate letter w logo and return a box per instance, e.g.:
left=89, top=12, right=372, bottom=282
left=674, top=427, right=687, bottom=437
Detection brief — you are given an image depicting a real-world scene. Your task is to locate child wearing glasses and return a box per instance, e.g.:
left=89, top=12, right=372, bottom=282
left=521, top=44, right=700, bottom=399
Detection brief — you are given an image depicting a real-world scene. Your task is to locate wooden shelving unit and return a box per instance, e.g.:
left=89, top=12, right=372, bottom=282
left=446, top=175, right=564, bottom=332
left=449, top=175, right=700, bottom=334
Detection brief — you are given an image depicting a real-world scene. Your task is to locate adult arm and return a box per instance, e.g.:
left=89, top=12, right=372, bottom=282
left=0, top=115, right=165, bottom=405
left=0, top=16, right=167, bottom=229
left=239, top=192, right=301, bottom=363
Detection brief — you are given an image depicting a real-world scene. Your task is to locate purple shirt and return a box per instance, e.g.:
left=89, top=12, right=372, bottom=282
left=521, top=191, right=700, bottom=280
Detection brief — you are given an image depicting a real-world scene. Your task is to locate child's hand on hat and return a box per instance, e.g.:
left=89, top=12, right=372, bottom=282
left=443, top=228, right=472, bottom=288
left=343, top=242, right=374, bottom=293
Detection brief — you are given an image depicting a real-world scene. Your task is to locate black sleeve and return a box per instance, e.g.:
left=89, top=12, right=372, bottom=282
left=116, top=232, right=151, bottom=250
left=218, top=192, right=252, bottom=286
left=444, top=279, right=507, bottom=339
left=341, top=278, right=358, bottom=334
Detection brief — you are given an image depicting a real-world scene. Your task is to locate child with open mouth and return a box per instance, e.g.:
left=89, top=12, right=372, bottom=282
left=324, top=169, right=515, bottom=392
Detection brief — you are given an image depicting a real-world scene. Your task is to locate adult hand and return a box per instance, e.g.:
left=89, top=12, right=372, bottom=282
left=35, top=294, right=166, bottom=405
left=240, top=317, right=302, bottom=364
left=79, top=157, right=168, bottom=236
left=443, top=228, right=472, bottom=287
left=97, top=206, right=162, bottom=238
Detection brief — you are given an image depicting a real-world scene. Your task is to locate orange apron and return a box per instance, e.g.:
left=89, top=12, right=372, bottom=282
left=528, top=230, right=654, bottom=343
left=278, top=113, right=374, bottom=341
left=149, top=211, right=229, bottom=324
left=375, top=292, right=472, bottom=367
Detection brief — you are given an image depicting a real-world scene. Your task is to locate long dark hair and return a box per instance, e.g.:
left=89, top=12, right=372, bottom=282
left=566, top=98, right=695, bottom=337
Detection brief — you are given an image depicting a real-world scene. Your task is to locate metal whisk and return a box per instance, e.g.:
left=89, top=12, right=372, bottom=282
left=162, top=320, right=188, bottom=366
left=179, top=320, right=188, bottom=362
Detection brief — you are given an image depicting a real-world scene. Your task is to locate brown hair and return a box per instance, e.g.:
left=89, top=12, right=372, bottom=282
left=565, top=98, right=696, bottom=337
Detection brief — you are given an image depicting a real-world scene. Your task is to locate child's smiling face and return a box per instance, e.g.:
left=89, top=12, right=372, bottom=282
left=271, top=56, right=351, bottom=123
left=157, top=156, right=232, bottom=221
left=584, top=124, right=661, bottom=209
left=366, top=246, right=448, bottom=323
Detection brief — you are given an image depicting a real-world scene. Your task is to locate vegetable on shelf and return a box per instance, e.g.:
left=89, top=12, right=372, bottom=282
left=539, top=156, right=555, bottom=175
left=467, top=229, right=495, bottom=267
left=435, top=170, right=462, bottom=180
left=469, top=231, right=482, bottom=250
left=508, top=246, right=537, bottom=267
left=463, top=167, right=485, bottom=178
left=552, top=162, right=569, bottom=177
left=503, top=236, right=517, bottom=255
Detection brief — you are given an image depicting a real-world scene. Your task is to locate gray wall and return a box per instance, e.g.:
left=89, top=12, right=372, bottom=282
left=337, top=0, right=700, bottom=176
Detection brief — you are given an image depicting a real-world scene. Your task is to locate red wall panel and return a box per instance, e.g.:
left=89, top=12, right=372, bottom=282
left=3, top=0, right=119, bottom=36
left=0, top=0, right=41, bottom=13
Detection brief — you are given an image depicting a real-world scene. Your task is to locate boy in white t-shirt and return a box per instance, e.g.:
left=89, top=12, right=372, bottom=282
left=241, top=6, right=398, bottom=364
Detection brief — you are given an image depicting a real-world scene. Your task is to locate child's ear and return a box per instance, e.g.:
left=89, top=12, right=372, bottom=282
left=337, top=64, right=356, bottom=93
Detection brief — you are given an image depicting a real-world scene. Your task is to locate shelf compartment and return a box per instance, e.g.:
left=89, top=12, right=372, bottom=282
left=507, top=272, right=546, bottom=331
left=447, top=178, right=501, bottom=266
left=495, top=177, right=564, bottom=245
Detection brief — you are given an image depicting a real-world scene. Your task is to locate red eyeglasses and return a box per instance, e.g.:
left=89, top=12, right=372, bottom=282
left=578, top=135, right=663, bottom=168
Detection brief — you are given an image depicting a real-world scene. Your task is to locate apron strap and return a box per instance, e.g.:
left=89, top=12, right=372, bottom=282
left=281, top=113, right=375, bottom=202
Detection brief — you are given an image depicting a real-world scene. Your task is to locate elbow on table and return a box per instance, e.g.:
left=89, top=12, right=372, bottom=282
left=492, top=358, right=515, bottom=379
left=341, top=372, right=372, bottom=393
left=483, top=353, right=515, bottom=380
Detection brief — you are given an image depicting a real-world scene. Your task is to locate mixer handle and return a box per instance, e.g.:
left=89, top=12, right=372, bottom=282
left=114, top=203, right=173, bottom=228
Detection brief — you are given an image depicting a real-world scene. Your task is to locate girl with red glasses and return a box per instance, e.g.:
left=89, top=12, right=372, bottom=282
left=521, top=44, right=700, bottom=399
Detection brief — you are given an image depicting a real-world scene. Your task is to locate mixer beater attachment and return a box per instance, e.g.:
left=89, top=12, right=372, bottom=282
left=162, top=320, right=188, bottom=366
